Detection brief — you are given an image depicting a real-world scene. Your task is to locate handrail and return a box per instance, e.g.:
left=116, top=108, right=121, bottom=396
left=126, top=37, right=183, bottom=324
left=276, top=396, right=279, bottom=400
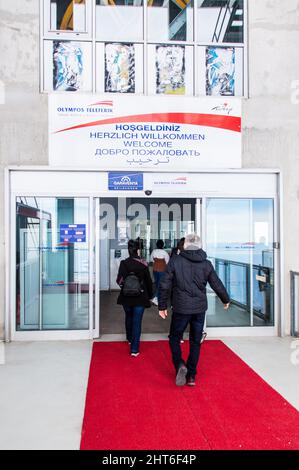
left=210, top=256, right=274, bottom=322
left=290, top=271, right=299, bottom=337
left=211, top=256, right=274, bottom=273
left=212, top=0, right=231, bottom=43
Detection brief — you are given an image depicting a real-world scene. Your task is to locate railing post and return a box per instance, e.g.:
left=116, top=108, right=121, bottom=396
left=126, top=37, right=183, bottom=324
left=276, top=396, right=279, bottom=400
left=246, top=263, right=250, bottom=313
left=291, top=271, right=299, bottom=337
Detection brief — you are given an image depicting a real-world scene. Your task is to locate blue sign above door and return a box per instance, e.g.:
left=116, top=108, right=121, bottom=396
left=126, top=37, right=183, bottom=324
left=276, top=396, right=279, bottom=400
left=60, top=224, right=86, bottom=243
left=108, top=172, right=143, bottom=191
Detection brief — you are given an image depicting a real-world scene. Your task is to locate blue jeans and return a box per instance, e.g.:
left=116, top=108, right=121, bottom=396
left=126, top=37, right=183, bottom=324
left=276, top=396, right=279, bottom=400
left=153, top=271, right=165, bottom=301
left=169, top=312, right=206, bottom=378
left=123, top=305, right=145, bottom=353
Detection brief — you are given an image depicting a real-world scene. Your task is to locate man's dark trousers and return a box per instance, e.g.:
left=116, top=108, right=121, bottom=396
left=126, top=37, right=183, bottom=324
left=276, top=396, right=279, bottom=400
left=169, top=311, right=205, bottom=378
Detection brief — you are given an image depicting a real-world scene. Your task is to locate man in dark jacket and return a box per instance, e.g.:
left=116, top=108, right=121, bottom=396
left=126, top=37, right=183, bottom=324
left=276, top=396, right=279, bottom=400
left=158, top=234, right=230, bottom=386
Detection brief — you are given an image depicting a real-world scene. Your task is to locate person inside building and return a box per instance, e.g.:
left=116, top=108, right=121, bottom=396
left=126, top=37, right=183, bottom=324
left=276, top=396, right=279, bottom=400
left=158, top=234, right=230, bottom=386
left=170, top=237, right=185, bottom=258
left=116, top=239, right=153, bottom=357
left=150, top=239, right=170, bottom=306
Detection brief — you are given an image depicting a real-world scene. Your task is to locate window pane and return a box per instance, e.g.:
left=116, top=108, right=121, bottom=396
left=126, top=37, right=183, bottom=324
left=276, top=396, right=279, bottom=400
left=50, top=0, right=87, bottom=32
left=197, top=0, right=244, bottom=44
left=206, top=198, right=275, bottom=328
left=105, top=43, right=136, bottom=93
left=44, top=40, right=92, bottom=92
left=147, top=44, right=193, bottom=95
left=206, top=199, right=251, bottom=327
left=198, top=45, right=243, bottom=96
left=148, top=0, right=193, bottom=42
left=156, top=45, right=185, bottom=94
left=96, top=0, right=143, bottom=42
left=252, top=199, right=274, bottom=326
left=16, top=197, right=90, bottom=331
left=96, top=42, right=143, bottom=93
left=206, top=46, right=235, bottom=96
left=16, top=199, right=41, bottom=331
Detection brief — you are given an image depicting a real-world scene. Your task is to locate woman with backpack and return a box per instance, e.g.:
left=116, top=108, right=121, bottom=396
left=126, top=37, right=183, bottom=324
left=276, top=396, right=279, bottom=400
left=116, top=239, right=153, bottom=357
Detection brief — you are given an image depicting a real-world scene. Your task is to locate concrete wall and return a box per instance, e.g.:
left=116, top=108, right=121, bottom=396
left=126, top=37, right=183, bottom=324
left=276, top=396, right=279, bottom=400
left=0, top=0, right=48, bottom=338
left=243, top=0, right=299, bottom=333
left=0, top=0, right=298, bottom=338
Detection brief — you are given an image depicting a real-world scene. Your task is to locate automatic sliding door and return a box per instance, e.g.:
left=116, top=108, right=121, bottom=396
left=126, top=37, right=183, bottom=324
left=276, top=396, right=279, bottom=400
left=97, top=197, right=198, bottom=336
left=205, top=198, right=275, bottom=328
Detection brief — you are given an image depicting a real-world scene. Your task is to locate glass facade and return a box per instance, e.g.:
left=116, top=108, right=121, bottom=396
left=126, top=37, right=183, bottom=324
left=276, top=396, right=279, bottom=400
left=197, top=0, right=244, bottom=43
left=14, top=193, right=277, bottom=335
left=49, top=0, right=87, bottom=32
left=42, top=0, right=246, bottom=95
left=206, top=199, right=275, bottom=327
left=16, top=197, right=89, bottom=331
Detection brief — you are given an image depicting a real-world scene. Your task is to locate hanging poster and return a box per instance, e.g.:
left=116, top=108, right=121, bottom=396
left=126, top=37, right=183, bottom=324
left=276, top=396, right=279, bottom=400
left=53, top=41, right=83, bottom=91
left=156, top=45, right=185, bottom=95
left=105, top=43, right=135, bottom=93
left=206, top=47, right=235, bottom=96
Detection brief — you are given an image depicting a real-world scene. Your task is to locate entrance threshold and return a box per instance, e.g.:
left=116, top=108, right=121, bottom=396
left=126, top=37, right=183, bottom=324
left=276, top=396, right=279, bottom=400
left=96, top=326, right=277, bottom=343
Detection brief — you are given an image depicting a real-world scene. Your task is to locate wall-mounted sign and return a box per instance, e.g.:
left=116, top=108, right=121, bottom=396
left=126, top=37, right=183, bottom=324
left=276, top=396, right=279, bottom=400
left=108, top=172, right=143, bottom=191
left=49, top=95, right=241, bottom=169
left=60, top=224, right=86, bottom=243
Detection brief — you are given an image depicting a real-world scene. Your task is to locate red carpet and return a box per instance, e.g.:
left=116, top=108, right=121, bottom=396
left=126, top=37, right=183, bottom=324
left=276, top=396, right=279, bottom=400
left=80, top=340, right=299, bottom=450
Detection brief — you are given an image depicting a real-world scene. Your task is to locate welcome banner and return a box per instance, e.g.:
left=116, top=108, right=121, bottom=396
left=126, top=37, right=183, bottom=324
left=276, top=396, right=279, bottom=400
left=49, top=94, right=242, bottom=169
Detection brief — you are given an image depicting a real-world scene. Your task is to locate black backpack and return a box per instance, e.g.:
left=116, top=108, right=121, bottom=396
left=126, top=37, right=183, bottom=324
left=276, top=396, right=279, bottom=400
left=122, top=272, right=144, bottom=297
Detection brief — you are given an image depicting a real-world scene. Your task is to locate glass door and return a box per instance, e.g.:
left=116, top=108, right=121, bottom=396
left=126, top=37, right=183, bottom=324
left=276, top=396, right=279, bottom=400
left=15, top=197, right=91, bottom=337
left=95, top=196, right=199, bottom=337
left=205, top=198, right=275, bottom=328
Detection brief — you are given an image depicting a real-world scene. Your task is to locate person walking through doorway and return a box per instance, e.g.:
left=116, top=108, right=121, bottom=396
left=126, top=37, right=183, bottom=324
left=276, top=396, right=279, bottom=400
left=116, top=239, right=153, bottom=357
left=150, top=239, right=169, bottom=306
left=170, top=237, right=185, bottom=258
left=170, top=237, right=207, bottom=345
left=158, top=234, right=230, bottom=386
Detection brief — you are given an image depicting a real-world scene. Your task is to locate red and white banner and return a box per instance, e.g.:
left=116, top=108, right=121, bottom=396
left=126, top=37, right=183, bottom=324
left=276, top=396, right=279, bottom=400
left=49, top=94, right=241, bottom=169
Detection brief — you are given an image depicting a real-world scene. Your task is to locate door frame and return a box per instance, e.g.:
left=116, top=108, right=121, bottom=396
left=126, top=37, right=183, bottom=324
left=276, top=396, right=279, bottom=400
left=95, top=196, right=201, bottom=339
left=202, top=196, right=280, bottom=337
left=5, top=167, right=282, bottom=341
left=9, top=194, right=95, bottom=341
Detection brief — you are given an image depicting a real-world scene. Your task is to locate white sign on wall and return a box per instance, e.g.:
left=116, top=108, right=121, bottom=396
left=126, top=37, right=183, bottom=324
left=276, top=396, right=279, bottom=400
left=49, top=94, right=241, bottom=169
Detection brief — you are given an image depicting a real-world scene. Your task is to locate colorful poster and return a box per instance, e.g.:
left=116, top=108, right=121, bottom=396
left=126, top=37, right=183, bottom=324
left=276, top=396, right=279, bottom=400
left=105, top=43, right=135, bottom=93
left=53, top=41, right=83, bottom=91
left=206, top=47, right=235, bottom=96
left=156, top=45, right=185, bottom=95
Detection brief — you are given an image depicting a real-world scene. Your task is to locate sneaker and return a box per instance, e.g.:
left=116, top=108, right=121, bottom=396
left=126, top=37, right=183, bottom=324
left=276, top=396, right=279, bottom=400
left=186, top=376, right=196, bottom=386
left=151, top=297, right=158, bottom=306
left=200, top=332, right=207, bottom=344
left=131, top=352, right=140, bottom=357
left=175, top=363, right=188, bottom=386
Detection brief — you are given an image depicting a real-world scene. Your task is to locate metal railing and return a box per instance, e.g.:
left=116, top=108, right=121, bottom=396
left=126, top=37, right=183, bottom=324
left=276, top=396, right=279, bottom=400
left=212, top=0, right=232, bottom=42
left=211, top=257, right=274, bottom=324
left=290, top=271, right=299, bottom=337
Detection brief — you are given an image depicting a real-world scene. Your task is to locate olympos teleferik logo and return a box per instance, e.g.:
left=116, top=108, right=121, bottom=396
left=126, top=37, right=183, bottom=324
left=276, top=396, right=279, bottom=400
left=56, top=100, right=114, bottom=115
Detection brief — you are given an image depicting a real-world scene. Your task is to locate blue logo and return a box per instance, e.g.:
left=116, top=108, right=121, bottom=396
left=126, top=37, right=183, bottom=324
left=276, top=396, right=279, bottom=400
left=108, top=172, right=143, bottom=191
